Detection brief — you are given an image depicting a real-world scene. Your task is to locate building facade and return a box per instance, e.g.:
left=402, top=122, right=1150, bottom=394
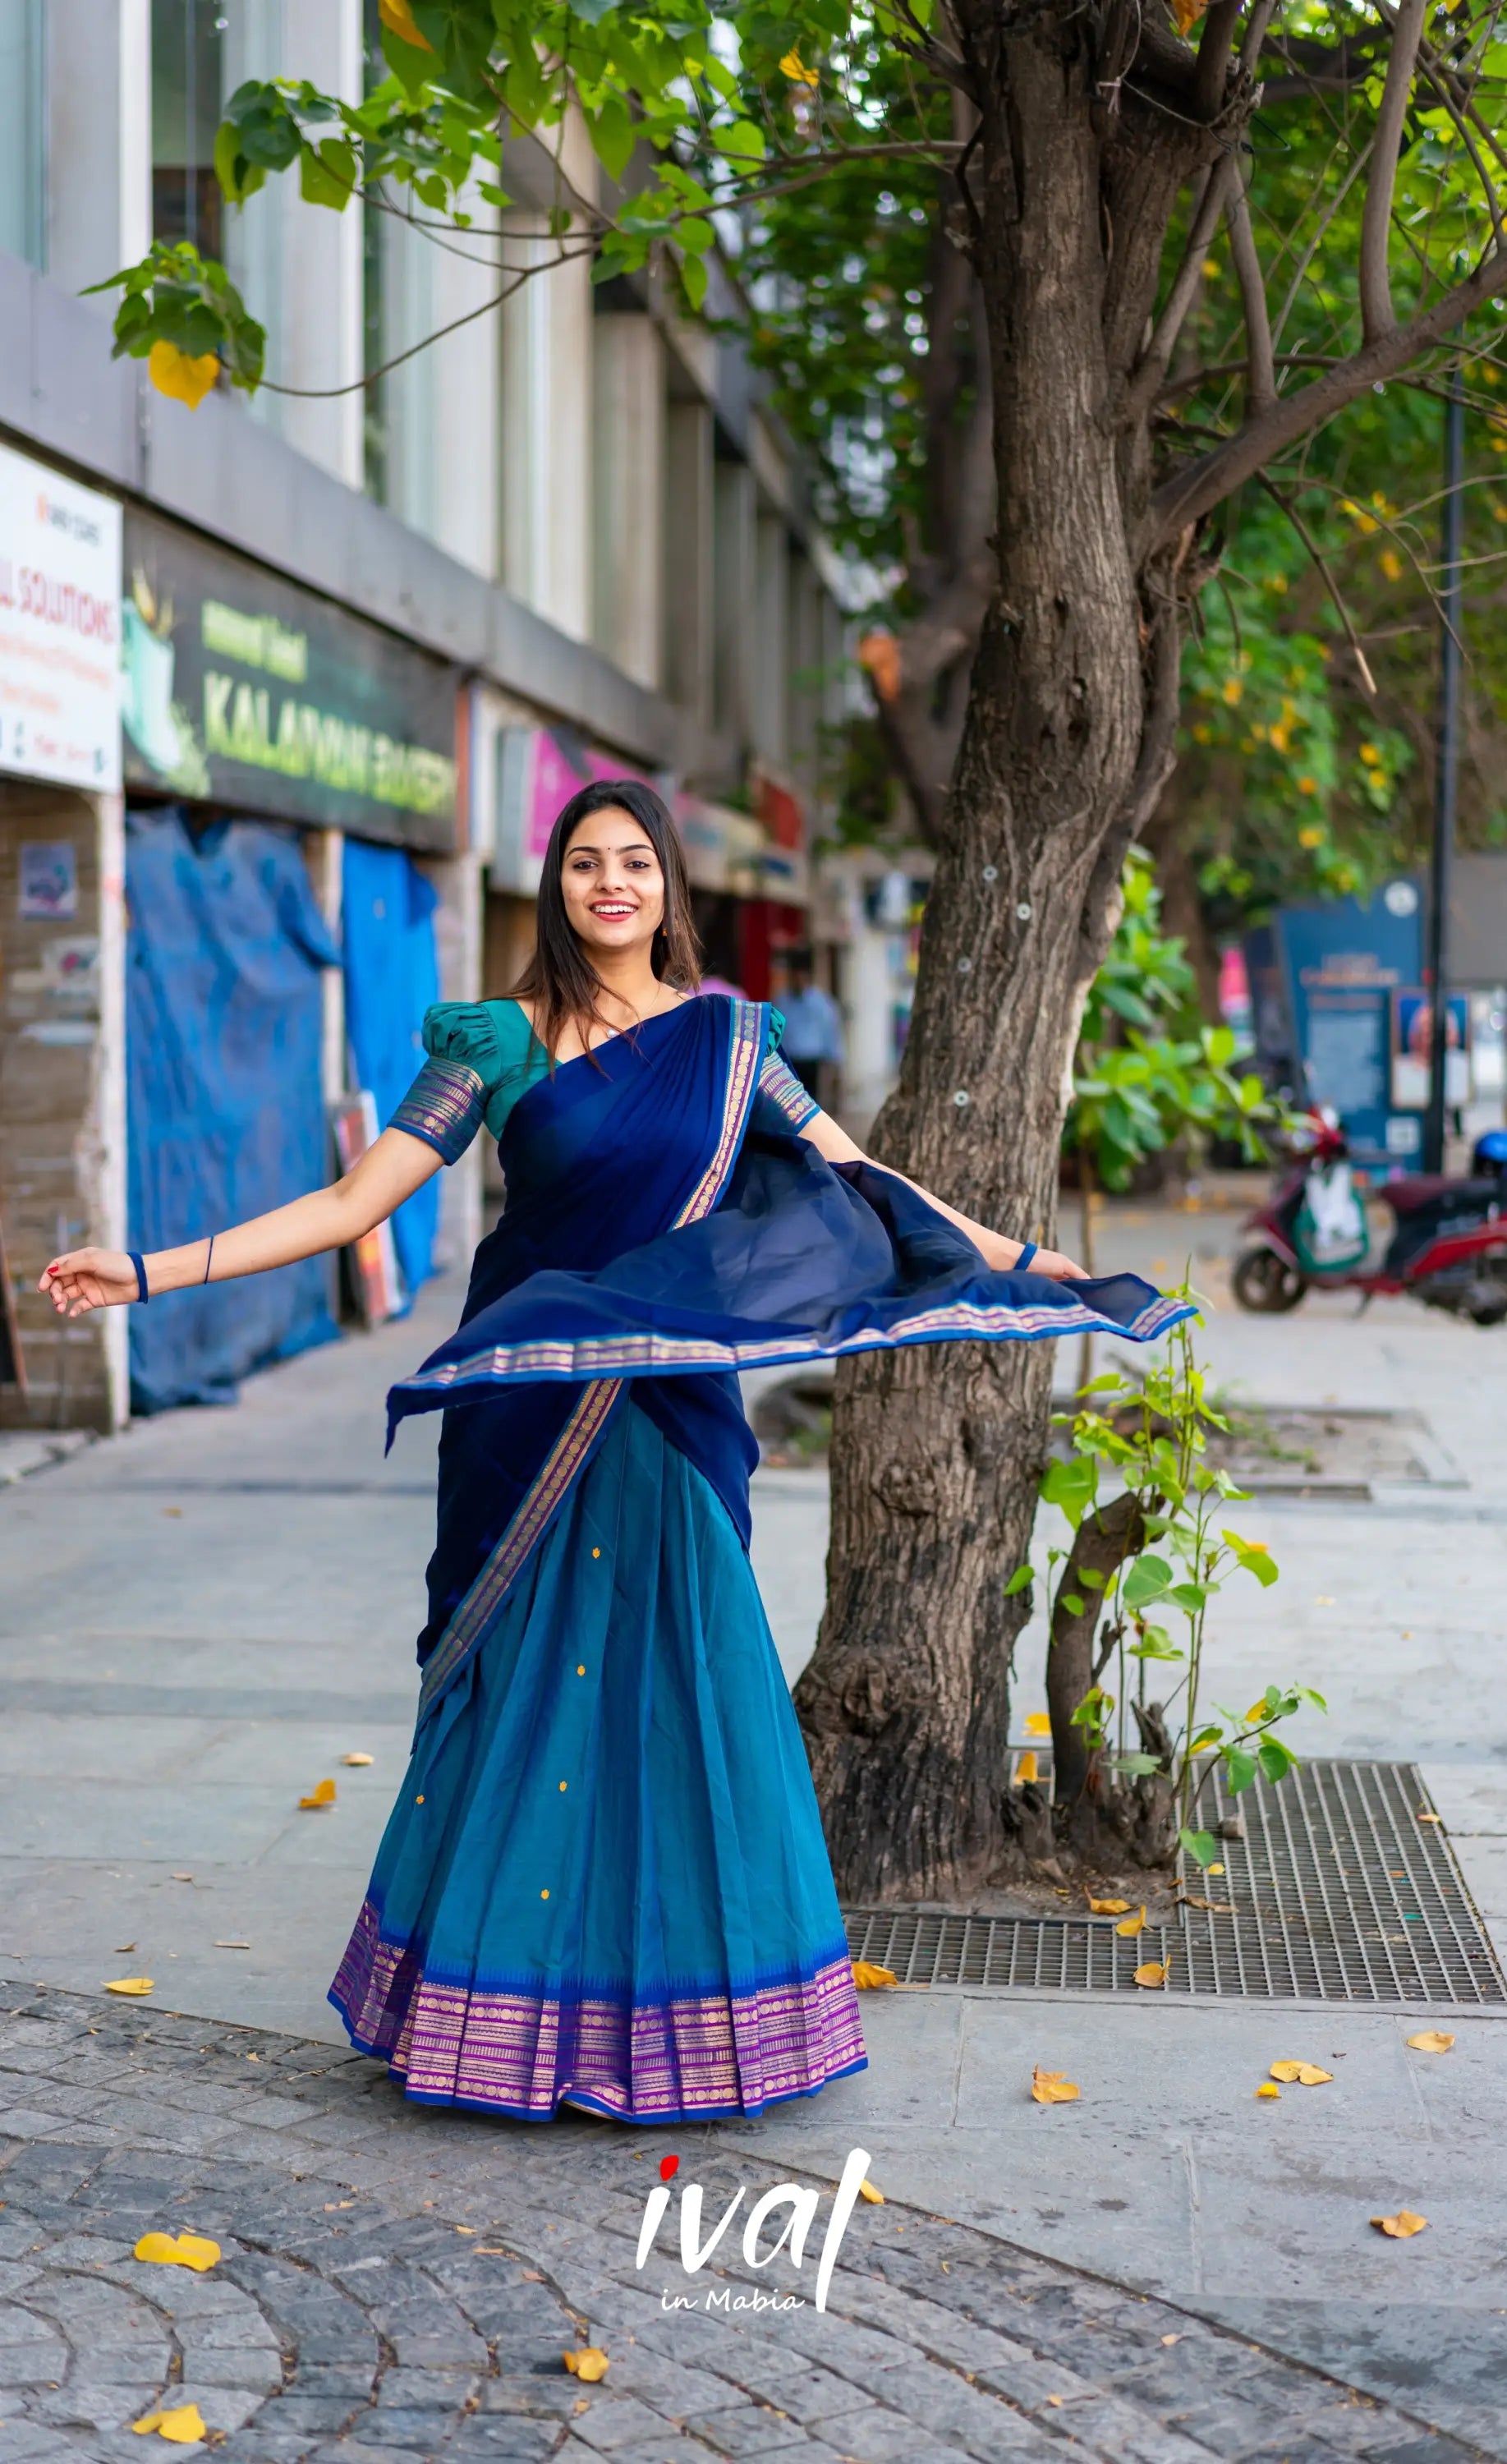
left=0, top=0, right=855, bottom=1431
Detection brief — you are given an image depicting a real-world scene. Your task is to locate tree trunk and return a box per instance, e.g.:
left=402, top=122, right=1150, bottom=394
left=797, top=12, right=1192, bottom=1901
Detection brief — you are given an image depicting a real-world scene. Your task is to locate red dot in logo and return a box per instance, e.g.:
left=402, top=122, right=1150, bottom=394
left=659, top=2154, right=680, bottom=2183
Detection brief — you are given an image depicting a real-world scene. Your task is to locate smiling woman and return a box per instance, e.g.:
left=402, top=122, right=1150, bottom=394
left=40, top=777, right=1185, bottom=2126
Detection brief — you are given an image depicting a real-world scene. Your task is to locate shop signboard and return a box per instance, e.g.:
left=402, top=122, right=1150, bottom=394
left=121, top=509, right=458, bottom=848
left=0, top=439, right=122, bottom=793
left=491, top=724, right=666, bottom=892
left=1271, top=880, right=1424, bottom=1169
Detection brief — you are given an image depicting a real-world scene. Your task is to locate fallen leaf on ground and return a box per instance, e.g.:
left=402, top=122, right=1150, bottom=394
left=1115, top=1906, right=1147, bottom=1938
left=1031, top=2067, right=1080, bottom=2104
left=132, top=2401, right=207, bottom=2443
left=563, top=2347, right=610, bottom=2381
left=1160, top=2333, right=1181, bottom=2346
left=1045, top=2393, right=1064, bottom=2407
left=214, top=1940, right=251, bottom=1951
left=1087, top=1896, right=1129, bottom=1915
left=171, top=1871, right=193, bottom=1882
left=1014, top=1751, right=1040, bottom=1786
left=113, top=1942, right=137, bottom=1954
left=1417, top=1809, right=1443, bottom=1824
left=1314, top=1594, right=1335, bottom=1606
left=1025, top=1712, right=1052, bottom=1736
left=1406, top=2031, right=1455, bottom=2054
left=135, top=2231, right=221, bottom=2272
left=1256, top=2083, right=1281, bottom=2099
left=342, top=1752, right=374, bottom=1766
left=476, top=2246, right=511, bottom=2255
left=454, top=2224, right=476, bottom=2234
left=1134, top=1961, right=1168, bottom=1989
left=105, top=1978, right=154, bottom=1997
left=1206, top=1863, right=1225, bottom=1877
left=1371, top=2209, right=1428, bottom=2238
left=858, top=2178, right=884, bottom=2204
left=1269, top=2061, right=1333, bottom=2086
left=298, top=1778, right=337, bottom=1810
left=852, top=1961, right=898, bottom=1989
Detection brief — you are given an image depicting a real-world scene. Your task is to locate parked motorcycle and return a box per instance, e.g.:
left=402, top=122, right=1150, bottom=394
left=1233, top=1114, right=1507, bottom=1324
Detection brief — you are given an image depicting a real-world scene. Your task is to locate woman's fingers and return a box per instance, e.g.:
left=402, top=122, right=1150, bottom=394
left=39, top=1249, right=135, bottom=1313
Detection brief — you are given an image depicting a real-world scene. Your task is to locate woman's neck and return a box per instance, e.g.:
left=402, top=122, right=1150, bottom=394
left=588, top=950, right=673, bottom=1023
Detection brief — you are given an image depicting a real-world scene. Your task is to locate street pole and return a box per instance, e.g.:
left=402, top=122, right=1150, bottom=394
left=1425, top=354, right=1465, bottom=1175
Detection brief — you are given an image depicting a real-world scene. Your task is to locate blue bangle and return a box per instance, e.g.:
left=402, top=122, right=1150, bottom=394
left=1015, top=1241, right=1038, bottom=1273
left=128, top=1251, right=149, bottom=1303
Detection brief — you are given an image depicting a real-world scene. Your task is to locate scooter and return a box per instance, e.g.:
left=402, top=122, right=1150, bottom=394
left=1233, top=1115, right=1507, bottom=1324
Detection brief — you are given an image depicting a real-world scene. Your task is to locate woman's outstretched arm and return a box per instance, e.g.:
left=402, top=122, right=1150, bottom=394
left=797, top=1106, right=1087, bottom=1280
left=39, top=1129, right=444, bottom=1318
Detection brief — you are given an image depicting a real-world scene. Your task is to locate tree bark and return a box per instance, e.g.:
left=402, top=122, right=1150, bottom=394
left=797, top=12, right=1197, bottom=1899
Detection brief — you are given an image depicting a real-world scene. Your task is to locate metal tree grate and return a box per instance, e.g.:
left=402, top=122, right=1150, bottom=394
left=843, top=1759, right=1507, bottom=2006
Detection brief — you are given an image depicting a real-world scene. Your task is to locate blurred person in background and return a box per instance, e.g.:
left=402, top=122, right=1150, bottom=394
left=779, top=948, right=845, bottom=1108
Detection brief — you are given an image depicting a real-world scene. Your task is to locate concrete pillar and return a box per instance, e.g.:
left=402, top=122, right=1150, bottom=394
left=221, top=0, right=364, bottom=488
left=664, top=399, right=714, bottom=728
left=754, top=510, right=790, bottom=768
left=45, top=0, right=152, bottom=293
left=713, top=460, right=756, bottom=746
left=591, top=312, right=665, bottom=692
left=501, top=223, right=593, bottom=640
left=788, top=550, right=824, bottom=811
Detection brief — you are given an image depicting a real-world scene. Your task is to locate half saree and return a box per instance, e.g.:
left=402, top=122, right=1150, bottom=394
left=329, top=992, right=1190, bottom=2124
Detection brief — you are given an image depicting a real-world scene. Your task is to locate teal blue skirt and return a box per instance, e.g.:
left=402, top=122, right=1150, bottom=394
left=330, top=1399, right=866, bottom=2121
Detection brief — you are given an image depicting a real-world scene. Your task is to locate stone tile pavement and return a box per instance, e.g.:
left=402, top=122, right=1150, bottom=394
left=0, top=1983, right=1491, bottom=2464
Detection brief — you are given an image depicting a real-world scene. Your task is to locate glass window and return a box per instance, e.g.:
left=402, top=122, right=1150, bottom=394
left=0, top=0, right=47, bottom=270
left=151, top=0, right=227, bottom=257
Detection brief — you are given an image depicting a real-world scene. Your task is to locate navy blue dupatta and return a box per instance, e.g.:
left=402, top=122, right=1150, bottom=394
left=394, top=993, right=1189, bottom=1728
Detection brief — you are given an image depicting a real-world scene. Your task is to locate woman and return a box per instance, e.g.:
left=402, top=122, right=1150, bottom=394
left=42, top=781, right=1187, bottom=2126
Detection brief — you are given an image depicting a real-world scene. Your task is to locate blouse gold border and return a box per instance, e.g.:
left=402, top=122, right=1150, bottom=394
left=391, top=1056, right=488, bottom=1166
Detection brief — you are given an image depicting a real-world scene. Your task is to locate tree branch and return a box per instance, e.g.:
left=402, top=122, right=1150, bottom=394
left=1192, top=0, right=1246, bottom=119
left=1226, top=174, right=1275, bottom=411
left=1149, top=238, right=1507, bottom=541
left=1358, top=0, right=1427, bottom=342
left=1126, top=158, right=1234, bottom=421
left=1255, top=476, right=1378, bottom=694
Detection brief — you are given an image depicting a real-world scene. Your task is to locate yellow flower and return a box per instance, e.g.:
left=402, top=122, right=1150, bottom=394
left=780, top=48, right=820, bottom=83
left=147, top=340, right=220, bottom=410
left=1269, top=724, right=1290, bottom=753
left=1298, top=825, right=1324, bottom=848
left=1297, top=775, right=1318, bottom=796
left=1268, top=572, right=1288, bottom=593
left=1380, top=549, right=1403, bottom=581
left=1192, top=723, right=1213, bottom=744
left=1221, top=675, right=1243, bottom=706
left=1359, top=742, right=1381, bottom=764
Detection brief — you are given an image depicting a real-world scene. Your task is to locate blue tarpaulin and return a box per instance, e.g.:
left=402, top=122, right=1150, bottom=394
left=126, top=807, right=341, bottom=1413
left=342, top=837, right=441, bottom=1299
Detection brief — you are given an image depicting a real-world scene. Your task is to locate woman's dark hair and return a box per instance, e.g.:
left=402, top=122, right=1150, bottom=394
left=508, top=778, right=701, bottom=1064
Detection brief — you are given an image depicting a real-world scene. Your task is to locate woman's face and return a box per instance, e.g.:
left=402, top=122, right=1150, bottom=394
left=560, top=807, right=667, bottom=964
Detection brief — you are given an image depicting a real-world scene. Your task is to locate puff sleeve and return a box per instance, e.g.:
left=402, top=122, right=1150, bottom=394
left=751, top=1002, right=821, bottom=1136
left=388, top=1002, right=501, bottom=1165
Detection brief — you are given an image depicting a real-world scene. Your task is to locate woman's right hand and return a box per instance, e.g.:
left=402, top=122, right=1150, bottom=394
left=39, top=1249, right=139, bottom=1316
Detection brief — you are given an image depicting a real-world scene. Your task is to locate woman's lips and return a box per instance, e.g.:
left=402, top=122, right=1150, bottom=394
left=590, top=902, right=636, bottom=918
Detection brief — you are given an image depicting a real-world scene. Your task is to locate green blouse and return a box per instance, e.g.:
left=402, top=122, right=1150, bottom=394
left=391, top=996, right=804, bottom=1165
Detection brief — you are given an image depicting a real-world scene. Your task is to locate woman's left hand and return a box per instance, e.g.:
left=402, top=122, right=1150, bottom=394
left=1026, top=1247, right=1089, bottom=1280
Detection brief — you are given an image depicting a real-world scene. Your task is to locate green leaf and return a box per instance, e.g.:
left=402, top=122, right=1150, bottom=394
left=1077, top=1372, right=1125, bottom=1395
left=678, top=215, right=714, bottom=254
left=1166, top=1582, right=1210, bottom=1611
left=1188, top=1726, right=1224, bottom=1754
left=679, top=250, right=709, bottom=310
left=1258, top=1735, right=1299, bottom=1783
left=714, top=118, right=767, bottom=162
left=1121, top=1553, right=1173, bottom=1611
left=1059, top=1593, right=1087, bottom=1618
left=1110, top=1751, right=1164, bottom=1776
left=299, top=137, right=356, bottom=209
left=214, top=120, right=263, bottom=204
left=1223, top=1745, right=1258, bottom=1795
left=592, top=98, right=636, bottom=182
left=1180, top=1826, right=1220, bottom=1868
left=1078, top=1566, right=1105, bottom=1589
left=1004, top=1564, right=1034, bottom=1597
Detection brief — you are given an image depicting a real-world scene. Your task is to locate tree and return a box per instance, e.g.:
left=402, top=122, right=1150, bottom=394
left=98, top=0, right=1507, bottom=1900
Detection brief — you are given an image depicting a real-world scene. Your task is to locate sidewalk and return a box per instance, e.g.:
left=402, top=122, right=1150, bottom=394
left=2, top=1216, right=1505, bottom=2453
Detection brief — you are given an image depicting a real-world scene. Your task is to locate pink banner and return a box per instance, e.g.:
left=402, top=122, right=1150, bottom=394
left=526, top=735, right=659, bottom=861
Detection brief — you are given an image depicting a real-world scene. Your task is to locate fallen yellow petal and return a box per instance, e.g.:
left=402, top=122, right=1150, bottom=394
left=134, top=2231, right=221, bottom=2273
left=1417, top=1809, right=1443, bottom=1823
left=342, top=1751, right=374, bottom=1766
left=104, top=1977, right=154, bottom=1997
left=1087, top=1896, right=1129, bottom=1915
left=379, top=0, right=435, bottom=48
left=1256, top=2082, right=1281, bottom=2099
left=857, top=2177, right=884, bottom=2204
left=1014, top=1751, right=1039, bottom=1786
left=1406, top=2031, right=1456, bottom=2054
left=1115, top=1905, right=1147, bottom=1938
left=1133, top=1961, right=1168, bottom=1989
left=1206, top=1863, right=1225, bottom=1877
left=1371, top=2209, right=1428, bottom=2238
left=299, top=1777, right=337, bottom=1809
left=852, top=1961, right=898, bottom=1990
left=1031, top=2066, right=1080, bottom=2104
left=1269, top=2061, right=1332, bottom=2086
left=1024, top=1712, right=1052, bottom=1736
left=563, top=2347, right=610, bottom=2381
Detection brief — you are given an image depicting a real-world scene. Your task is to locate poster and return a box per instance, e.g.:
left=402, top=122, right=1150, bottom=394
left=1272, top=880, right=1423, bottom=1169
left=0, top=439, right=122, bottom=793
left=122, top=508, right=459, bottom=848
left=1390, top=991, right=1473, bottom=1112
left=19, top=840, right=78, bottom=920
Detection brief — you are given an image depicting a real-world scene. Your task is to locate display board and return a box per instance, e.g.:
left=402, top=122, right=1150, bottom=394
left=0, top=439, right=122, bottom=793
